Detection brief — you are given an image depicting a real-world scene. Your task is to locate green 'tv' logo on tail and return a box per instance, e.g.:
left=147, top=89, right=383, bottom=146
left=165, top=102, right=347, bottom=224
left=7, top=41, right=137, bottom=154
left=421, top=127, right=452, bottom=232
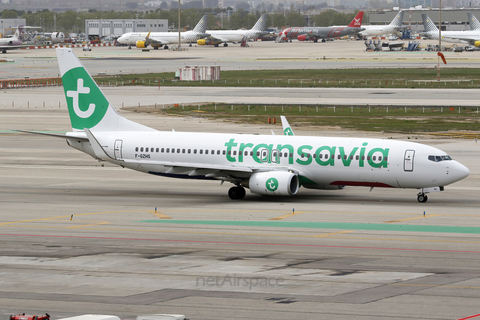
left=62, top=67, right=109, bottom=130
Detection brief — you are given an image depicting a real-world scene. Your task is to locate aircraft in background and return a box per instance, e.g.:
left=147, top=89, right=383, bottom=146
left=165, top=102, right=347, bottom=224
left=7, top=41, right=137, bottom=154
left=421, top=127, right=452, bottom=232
left=0, top=25, right=36, bottom=53
left=421, top=13, right=480, bottom=46
left=278, top=11, right=364, bottom=42
left=117, top=15, right=208, bottom=49
left=358, top=10, right=405, bottom=37
left=197, top=14, right=268, bottom=47
left=44, top=32, right=66, bottom=44
left=17, top=48, right=470, bottom=202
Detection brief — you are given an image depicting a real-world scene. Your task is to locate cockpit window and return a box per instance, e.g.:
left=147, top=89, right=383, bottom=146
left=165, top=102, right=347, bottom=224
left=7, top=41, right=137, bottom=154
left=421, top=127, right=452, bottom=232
left=428, top=155, right=452, bottom=162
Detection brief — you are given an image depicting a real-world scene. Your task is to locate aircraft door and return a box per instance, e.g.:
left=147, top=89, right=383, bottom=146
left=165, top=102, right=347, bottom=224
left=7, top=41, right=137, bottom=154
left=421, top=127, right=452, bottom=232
left=271, top=149, right=280, bottom=164
left=260, top=148, right=269, bottom=163
left=404, top=150, right=415, bottom=172
left=114, top=140, right=123, bottom=160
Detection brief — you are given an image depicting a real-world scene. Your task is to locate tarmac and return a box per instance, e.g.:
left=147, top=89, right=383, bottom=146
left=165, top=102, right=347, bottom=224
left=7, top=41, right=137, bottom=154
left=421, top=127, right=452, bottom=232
left=1, top=39, right=480, bottom=320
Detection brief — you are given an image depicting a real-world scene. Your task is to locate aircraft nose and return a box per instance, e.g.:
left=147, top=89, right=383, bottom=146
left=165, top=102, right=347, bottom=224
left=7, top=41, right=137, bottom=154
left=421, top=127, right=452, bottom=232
left=451, top=161, right=470, bottom=182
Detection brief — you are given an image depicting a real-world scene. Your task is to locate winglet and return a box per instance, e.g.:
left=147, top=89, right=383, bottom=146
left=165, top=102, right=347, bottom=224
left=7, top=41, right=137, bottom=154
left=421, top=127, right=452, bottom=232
left=281, top=116, right=295, bottom=136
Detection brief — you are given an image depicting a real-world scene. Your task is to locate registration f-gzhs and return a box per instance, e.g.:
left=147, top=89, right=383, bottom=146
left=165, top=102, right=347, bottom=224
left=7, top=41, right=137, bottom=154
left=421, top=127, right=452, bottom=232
left=20, top=48, right=470, bottom=202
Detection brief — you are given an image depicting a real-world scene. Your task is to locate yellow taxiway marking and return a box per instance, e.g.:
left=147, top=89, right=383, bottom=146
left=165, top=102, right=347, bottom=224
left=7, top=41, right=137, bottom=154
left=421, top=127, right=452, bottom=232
left=313, top=230, right=354, bottom=238
left=384, top=214, right=440, bottom=223
left=147, top=210, right=172, bottom=219
left=270, top=211, right=304, bottom=220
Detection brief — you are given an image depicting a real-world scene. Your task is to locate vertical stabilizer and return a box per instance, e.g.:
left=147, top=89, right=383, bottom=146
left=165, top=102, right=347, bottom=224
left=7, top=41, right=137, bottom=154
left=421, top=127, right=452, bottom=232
left=56, top=48, right=155, bottom=132
left=280, top=116, right=295, bottom=136
left=422, top=14, right=439, bottom=33
left=389, top=10, right=405, bottom=28
left=347, top=11, right=364, bottom=28
left=251, top=14, right=268, bottom=31
left=193, top=15, right=208, bottom=33
left=13, top=25, right=24, bottom=39
left=468, top=12, right=480, bottom=30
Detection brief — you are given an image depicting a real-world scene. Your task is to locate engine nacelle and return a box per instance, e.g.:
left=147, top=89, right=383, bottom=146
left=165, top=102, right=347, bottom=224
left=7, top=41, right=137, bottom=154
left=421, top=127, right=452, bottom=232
left=197, top=39, right=207, bottom=45
left=246, top=171, right=299, bottom=196
left=297, top=35, right=307, bottom=41
left=474, top=40, right=480, bottom=47
left=136, top=40, right=148, bottom=48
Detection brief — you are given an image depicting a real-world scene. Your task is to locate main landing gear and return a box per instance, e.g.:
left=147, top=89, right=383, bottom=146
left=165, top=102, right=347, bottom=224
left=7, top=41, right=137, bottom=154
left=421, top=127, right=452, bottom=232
left=223, top=43, right=228, bottom=47
left=417, top=193, right=428, bottom=203
left=228, top=185, right=246, bottom=200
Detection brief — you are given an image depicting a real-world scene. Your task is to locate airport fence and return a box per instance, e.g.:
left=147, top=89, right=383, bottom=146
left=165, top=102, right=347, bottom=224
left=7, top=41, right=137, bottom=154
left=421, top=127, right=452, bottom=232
left=0, top=77, right=62, bottom=89
left=94, top=78, right=480, bottom=89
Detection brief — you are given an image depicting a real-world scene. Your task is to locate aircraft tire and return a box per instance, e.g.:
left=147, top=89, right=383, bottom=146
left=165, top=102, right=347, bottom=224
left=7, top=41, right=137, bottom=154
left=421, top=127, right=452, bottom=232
left=417, top=194, right=428, bottom=203
left=164, top=45, right=168, bottom=49
left=224, top=43, right=228, bottom=47
left=228, top=186, right=246, bottom=200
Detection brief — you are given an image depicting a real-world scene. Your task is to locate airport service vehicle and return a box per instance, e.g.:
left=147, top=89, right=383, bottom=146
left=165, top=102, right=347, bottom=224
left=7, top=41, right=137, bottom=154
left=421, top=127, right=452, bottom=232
left=279, top=12, right=364, bottom=42
left=19, top=48, right=469, bottom=202
left=197, top=14, right=267, bottom=47
left=421, top=13, right=480, bottom=46
left=117, top=15, right=208, bottom=49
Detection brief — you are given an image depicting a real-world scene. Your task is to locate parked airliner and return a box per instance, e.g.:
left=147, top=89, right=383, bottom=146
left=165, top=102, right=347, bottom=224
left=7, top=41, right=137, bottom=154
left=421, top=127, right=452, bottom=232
left=19, top=48, right=470, bottom=202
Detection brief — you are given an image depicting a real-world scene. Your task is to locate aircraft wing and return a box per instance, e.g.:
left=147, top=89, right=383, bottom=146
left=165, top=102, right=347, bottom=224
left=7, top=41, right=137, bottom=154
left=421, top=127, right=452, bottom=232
left=442, top=35, right=480, bottom=44
left=146, top=35, right=170, bottom=45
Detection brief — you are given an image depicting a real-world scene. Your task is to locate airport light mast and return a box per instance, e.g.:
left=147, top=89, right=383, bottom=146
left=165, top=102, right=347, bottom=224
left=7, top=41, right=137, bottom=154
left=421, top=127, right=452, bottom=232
left=178, top=0, right=181, bottom=50
left=437, top=0, right=441, bottom=81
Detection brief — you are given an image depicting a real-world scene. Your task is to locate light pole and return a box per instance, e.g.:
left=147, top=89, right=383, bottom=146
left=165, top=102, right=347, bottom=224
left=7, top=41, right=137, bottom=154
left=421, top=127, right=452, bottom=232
left=437, top=0, right=442, bottom=81
left=178, top=0, right=181, bottom=49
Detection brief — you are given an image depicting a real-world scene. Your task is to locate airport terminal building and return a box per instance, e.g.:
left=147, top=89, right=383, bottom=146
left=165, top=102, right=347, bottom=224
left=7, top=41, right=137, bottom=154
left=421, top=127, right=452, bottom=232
left=85, top=19, right=168, bottom=39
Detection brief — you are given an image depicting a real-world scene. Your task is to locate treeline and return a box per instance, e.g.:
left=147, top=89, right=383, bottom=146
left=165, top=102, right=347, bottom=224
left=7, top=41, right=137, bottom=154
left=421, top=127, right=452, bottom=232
left=0, top=8, right=362, bottom=33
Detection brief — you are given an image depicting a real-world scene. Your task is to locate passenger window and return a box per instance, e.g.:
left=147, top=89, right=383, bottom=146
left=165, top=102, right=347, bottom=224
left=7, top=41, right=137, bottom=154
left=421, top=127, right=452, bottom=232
left=384, top=156, right=388, bottom=161
left=172, top=149, right=175, bottom=153
left=344, top=155, right=347, bottom=160
left=161, top=148, right=164, bottom=153
left=233, top=151, right=237, bottom=155
left=228, top=151, right=231, bottom=155
left=362, top=156, right=365, bottom=160
left=135, top=147, right=139, bottom=152
left=140, top=147, right=144, bottom=152
left=355, top=155, right=359, bottom=160
left=319, top=154, right=323, bottom=159
left=188, top=149, right=191, bottom=154
left=301, top=153, right=304, bottom=158
left=156, top=148, right=159, bottom=153
left=145, top=148, right=149, bottom=152
left=244, top=151, right=248, bottom=156
left=211, top=150, right=214, bottom=154
left=307, top=154, right=311, bottom=159
left=337, top=155, right=341, bottom=159
left=223, top=150, right=226, bottom=155
left=217, top=150, right=220, bottom=155
left=373, top=156, right=376, bottom=161
left=378, top=156, right=382, bottom=161
left=205, top=150, right=209, bottom=155
left=166, top=148, right=169, bottom=153
left=290, top=153, right=293, bottom=158
left=151, top=147, right=154, bottom=152
left=177, top=149, right=180, bottom=153
left=194, top=149, right=197, bottom=154
left=257, top=151, right=260, bottom=156
left=200, top=150, right=203, bottom=154
left=367, top=156, right=370, bottom=160
left=182, top=149, right=185, bottom=153
left=350, top=155, right=353, bottom=160
left=251, top=151, right=254, bottom=156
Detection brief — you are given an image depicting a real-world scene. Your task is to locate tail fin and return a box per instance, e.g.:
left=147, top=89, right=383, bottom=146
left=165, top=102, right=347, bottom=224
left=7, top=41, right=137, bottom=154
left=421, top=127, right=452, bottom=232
left=193, top=15, right=208, bottom=33
left=251, top=14, right=267, bottom=31
left=468, top=12, right=480, bottom=30
left=13, top=25, right=24, bottom=39
left=280, top=116, right=295, bottom=136
left=422, top=14, right=438, bottom=33
left=56, top=48, right=154, bottom=132
left=347, top=11, right=364, bottom=28
left=389, top=10, right=404, bottom=28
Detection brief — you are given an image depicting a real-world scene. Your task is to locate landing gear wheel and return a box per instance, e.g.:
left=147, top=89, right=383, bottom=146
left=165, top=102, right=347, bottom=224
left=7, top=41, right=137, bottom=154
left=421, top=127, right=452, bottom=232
left=164, top=45, right=169, bottom=49
left=417, top=194, right=428, bottom=203
left=214, top=43, right=219, bottom=47
left=228, top=186, right=246, bottom=200
left=128, top=45, right=131, bottom=49
left=224, top=43, right=228, bottom=47
left=189, top=43, right=192, bottom=47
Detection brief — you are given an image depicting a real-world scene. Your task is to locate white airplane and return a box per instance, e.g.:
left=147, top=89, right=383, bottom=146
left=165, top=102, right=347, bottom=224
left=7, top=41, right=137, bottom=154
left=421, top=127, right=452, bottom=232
left=19, top=48, right=470, bottom=202
left=0, top=25, right=40, bottom=53
left=44, top=32, right=66, bottom=44
left=421, top=13, right=480, bottom=46
left=359, top=10, right=405, bottom=37
left=116, top=15, right=208, bottom=49
left=197, top=14, right=267, bottom=47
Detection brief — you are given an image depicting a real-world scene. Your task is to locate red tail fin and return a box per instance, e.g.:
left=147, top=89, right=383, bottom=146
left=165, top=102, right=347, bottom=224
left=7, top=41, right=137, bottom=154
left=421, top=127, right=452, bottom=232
left=347, top=11, right=364, bottom=28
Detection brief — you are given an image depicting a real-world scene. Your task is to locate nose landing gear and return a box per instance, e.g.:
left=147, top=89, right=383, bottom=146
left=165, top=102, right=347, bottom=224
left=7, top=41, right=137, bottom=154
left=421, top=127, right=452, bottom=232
left=417, top=193, right=428, bottom=203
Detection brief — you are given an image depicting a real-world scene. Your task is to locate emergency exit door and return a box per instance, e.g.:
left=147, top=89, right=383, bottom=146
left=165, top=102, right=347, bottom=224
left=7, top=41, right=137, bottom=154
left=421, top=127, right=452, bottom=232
left=114, top=140, right=123, bottom=160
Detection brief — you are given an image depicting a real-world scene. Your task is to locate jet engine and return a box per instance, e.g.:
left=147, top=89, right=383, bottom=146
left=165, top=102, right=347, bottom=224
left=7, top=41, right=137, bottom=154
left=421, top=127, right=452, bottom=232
left=474, top=40, right=480, bottom=47
left=297, top=35, right=307, bottom=41
left=244, top=171, right=299, bottom=196
left=136, top=41, right=148, bottom=48
left=197, top=39, right=207, bottom=45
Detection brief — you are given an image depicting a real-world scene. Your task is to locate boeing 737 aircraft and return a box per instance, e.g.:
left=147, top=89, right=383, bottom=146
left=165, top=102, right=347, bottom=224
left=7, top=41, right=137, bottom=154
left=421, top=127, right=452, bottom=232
left=197, top=14, right=267, bottom=47
left=421, top=13, right=480, bottom=46
left=358, top=11, right=405, bottom=37
left=279, top=11, right=364, bottom=42
left=19, top=48, right=470, bottom=202
left=117, top=15, right=208, bottom=49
